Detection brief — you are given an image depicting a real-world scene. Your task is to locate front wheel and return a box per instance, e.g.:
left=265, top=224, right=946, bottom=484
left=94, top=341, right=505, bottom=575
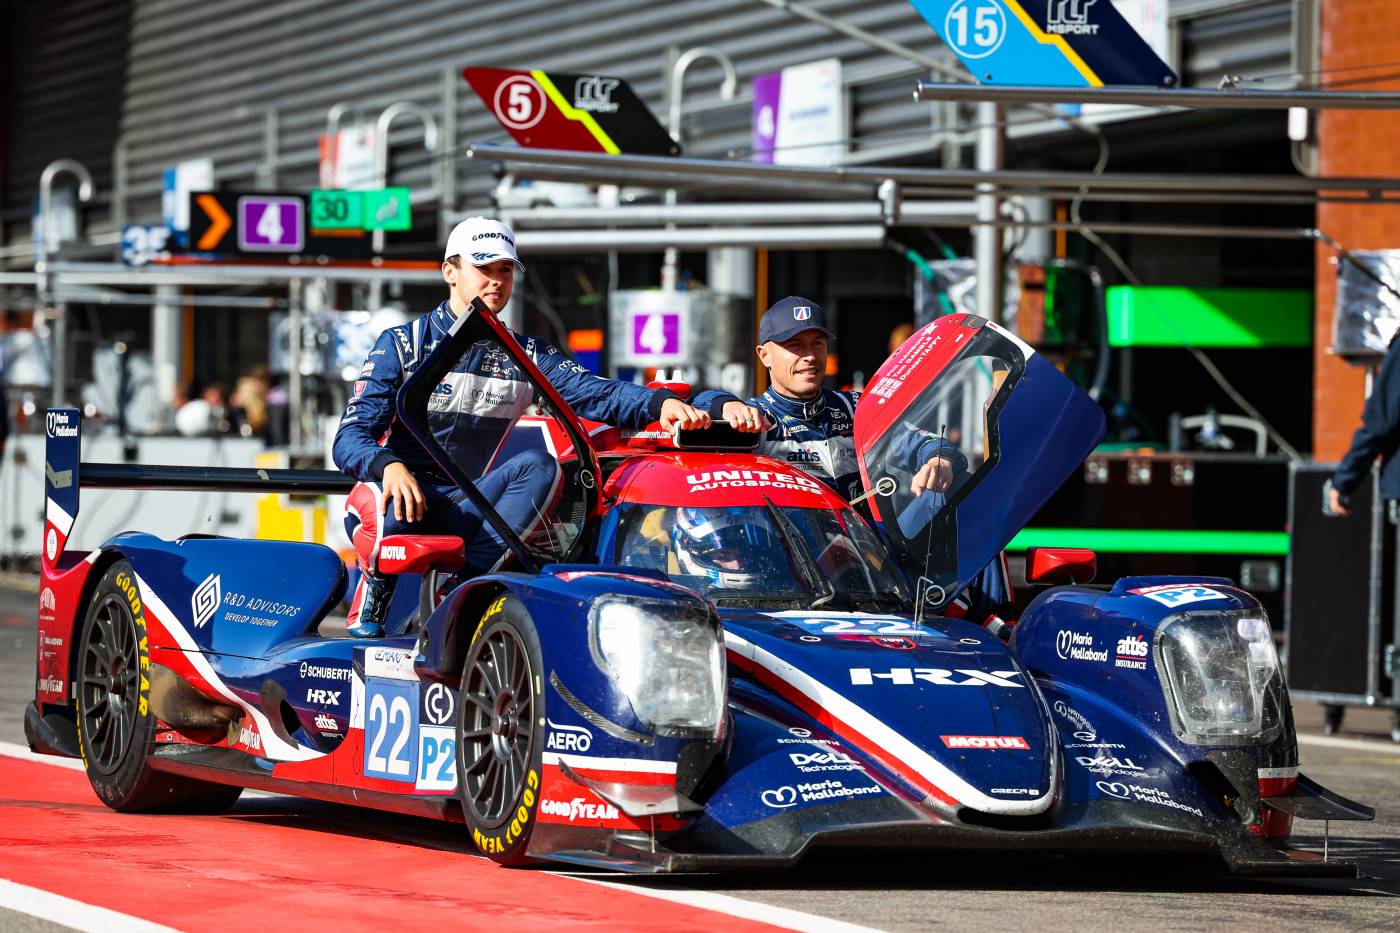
left=455, top=594, right=544, bottom=865
left=76, top=561, right=242, bottom=812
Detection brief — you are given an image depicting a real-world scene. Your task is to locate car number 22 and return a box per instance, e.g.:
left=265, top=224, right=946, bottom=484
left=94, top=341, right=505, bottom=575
left=364, top=679, right=418, bottom=783
left=795, top=617, right=919, bottom=636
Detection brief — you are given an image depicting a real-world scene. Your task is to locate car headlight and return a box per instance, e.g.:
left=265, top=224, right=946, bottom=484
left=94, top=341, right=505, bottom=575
left=1157, top=609, right=1285, bottom=744
left=589, top=595, right=726, bottom=737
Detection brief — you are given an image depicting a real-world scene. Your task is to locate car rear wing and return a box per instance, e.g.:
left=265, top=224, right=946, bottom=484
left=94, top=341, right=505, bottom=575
left=42, top=407, right=353, bottom=572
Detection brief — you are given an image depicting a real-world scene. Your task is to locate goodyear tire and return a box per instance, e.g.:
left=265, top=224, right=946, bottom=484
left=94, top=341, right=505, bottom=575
left=76, top=561, right=242, bottom=813
left=456, top=593, right=544, bottom=865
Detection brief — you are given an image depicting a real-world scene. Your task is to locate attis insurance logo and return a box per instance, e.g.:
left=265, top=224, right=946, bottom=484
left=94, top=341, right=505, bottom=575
left=1115, top=633, right=1150, bottom=670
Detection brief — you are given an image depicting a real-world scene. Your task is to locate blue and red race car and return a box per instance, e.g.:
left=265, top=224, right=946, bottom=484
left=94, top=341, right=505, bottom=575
left=26, top=306, right=1372, bottom=873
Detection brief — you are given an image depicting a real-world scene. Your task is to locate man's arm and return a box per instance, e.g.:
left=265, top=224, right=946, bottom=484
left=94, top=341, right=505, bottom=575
left=332, top=330, right=405, bottom=483
left=1335, top=342, right=1400, bottom=495
left=691, top=389, right=769, bottom=431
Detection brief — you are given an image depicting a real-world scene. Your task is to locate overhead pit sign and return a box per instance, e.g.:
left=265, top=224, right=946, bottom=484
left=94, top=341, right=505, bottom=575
left=464, top=67, right=678, bottom=156
left=908, top=0, right=1177, bottom=87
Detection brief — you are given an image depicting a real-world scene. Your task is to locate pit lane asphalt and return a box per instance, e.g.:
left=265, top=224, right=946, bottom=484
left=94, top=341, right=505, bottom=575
left=1, top=578, right=1395, bottom=932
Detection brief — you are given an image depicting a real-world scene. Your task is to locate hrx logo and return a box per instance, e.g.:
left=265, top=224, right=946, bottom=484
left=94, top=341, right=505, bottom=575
left=307, top=688, right=341, bottom=705
left=849, top=668, right=1024, bottom=688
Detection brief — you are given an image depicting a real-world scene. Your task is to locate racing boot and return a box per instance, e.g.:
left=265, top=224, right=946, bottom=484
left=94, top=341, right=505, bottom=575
left=348, top=573, right=395, bottom=638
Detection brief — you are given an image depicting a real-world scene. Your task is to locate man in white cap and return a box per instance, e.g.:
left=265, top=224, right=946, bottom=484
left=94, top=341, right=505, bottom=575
left=332, top=217, right=763, bottom=636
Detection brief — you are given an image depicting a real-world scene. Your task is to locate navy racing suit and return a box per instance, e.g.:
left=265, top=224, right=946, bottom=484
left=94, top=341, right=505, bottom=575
left=334, top=301, right=680, bottom=623
left=694, top=384, right=1011, bottom=623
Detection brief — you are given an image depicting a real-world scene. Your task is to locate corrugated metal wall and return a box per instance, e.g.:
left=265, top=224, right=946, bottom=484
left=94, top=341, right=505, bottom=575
left=4, top=0, right=1299, bottom=245
left=1, top=0, right=133, bottom=235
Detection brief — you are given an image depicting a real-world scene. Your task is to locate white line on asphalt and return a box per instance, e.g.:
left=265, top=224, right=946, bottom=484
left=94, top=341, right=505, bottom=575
left=563, top=875, right=887, bottom=933
left=0, top=740, right=83, bottom=771
left=0, top=878, right=184, bottom=933
left=0, top=740, right=279, bottom=797
left=1298, top=733, right=1400, bottom=756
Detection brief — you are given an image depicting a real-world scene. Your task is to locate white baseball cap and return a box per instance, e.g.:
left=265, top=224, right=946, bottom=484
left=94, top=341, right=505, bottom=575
left=444, top=217, right=524, bottom=271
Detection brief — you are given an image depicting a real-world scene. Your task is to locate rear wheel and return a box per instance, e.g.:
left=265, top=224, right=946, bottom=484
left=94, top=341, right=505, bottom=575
left=76, top=561, right=242, bottom=812
left=456, top=594, right=544, bottom=865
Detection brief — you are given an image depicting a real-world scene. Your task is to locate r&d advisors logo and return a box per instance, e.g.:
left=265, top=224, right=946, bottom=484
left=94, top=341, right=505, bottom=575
left=574, top=75, right=620, bottom=114
left=191, top=573, right=221, bottom=629
left=1046, top=0, right=1099, bottom=35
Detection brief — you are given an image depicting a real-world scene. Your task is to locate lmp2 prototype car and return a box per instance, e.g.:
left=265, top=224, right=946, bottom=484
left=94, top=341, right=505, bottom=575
left=27, top=305, right=1372, bottom=874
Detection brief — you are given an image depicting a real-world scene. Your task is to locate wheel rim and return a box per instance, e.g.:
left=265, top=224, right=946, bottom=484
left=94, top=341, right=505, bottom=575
left=79, top=594, right=142, bottom=774
left=460, top=624, right=533, bottom=826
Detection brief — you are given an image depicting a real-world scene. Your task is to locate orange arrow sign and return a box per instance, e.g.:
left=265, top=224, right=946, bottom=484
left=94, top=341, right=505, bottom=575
left=195, top=194, right=231, bottom=251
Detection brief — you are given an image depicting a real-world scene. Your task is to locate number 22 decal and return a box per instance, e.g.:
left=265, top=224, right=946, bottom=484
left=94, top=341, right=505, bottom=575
left=364, top=680, right=418, bottom=783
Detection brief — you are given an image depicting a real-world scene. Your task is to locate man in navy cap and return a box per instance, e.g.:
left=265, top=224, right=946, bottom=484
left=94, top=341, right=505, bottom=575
left=696, top=296, right=1013, bottom=631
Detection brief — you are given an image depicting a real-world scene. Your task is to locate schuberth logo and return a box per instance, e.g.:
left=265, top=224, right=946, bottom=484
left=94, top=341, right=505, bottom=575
left=191, top=573, right=221, bottom=628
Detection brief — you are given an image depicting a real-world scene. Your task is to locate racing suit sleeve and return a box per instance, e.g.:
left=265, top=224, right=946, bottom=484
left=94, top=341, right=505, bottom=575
left=1334, top=339, right=1400, bottom=495
left=524, top=337, right=680, bottom=428
left=331, top=329, right=405, bottom=483
left=690, top=389, right=743, bottom=419
left=890, top=425, right=969, bottom=477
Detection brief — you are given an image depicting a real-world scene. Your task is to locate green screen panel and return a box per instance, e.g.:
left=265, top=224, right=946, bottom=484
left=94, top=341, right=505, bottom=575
left=1105, top=287, right=1311, bottom=348
left=1008, top=527, right=1289, bottom=555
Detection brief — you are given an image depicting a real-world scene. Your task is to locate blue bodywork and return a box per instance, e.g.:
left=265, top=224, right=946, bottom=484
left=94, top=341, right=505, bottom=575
left=32, top=308, right=1364, bottom=876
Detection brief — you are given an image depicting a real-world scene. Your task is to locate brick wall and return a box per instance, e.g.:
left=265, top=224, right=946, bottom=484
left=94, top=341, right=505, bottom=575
left=1315, top=1, right=1400, bottom=458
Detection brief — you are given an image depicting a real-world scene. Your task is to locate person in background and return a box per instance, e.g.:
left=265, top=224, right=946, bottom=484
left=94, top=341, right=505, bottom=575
left=1330, top=332, right=1400, bottom=517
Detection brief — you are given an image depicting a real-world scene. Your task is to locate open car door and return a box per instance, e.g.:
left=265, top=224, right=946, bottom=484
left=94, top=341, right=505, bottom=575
left=396, top=299, right=603, bottom=573
left=854, top=314, right=1105, bottom=610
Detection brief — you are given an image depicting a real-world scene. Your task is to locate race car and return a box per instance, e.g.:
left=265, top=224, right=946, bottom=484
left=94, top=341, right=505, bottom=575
left=26, top=305, right=1372, bottom=874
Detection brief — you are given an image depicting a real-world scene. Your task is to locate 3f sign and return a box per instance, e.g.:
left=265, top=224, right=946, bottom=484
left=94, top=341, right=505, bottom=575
left=943, top=0, right=1007, bottom=59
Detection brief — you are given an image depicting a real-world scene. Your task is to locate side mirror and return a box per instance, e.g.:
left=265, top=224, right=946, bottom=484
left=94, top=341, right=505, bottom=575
left=1026, top=547, right=1097, bottom=585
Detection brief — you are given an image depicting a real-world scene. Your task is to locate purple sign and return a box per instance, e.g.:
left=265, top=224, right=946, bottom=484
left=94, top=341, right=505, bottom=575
left=631, top=310, right=681, bottom=358
left=751, top=71, right=782, bottom=164
left=237, top=196, right=304, bottom=252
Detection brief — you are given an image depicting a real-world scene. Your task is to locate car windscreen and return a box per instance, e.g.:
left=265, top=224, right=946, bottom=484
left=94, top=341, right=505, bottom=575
left=861, top=349, right=1018, bottom=605
left=604, top=502, right=910, bottom=610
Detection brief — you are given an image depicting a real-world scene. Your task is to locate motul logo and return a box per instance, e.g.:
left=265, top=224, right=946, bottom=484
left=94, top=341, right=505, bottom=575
left=381, top=545, right=406, bottom=561
left=941, top=735, right=1030, bottom=750
left=849, top=668, right=1024, bottom=688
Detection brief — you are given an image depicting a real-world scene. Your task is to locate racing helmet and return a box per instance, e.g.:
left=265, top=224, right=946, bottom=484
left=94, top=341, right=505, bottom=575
left=672, top=507, right=782, bottom=589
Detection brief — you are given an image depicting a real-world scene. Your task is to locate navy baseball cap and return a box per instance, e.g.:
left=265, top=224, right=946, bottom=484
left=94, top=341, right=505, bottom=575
left=758, top=296, right=835, bottom=345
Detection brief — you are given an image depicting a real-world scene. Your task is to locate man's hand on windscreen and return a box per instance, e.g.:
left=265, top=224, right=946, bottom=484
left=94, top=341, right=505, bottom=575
left=659, top=398, right=711, bottom=431
left=721, top=401, right=771, bottom=433
left=911, top=455, right=955, bottom=497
